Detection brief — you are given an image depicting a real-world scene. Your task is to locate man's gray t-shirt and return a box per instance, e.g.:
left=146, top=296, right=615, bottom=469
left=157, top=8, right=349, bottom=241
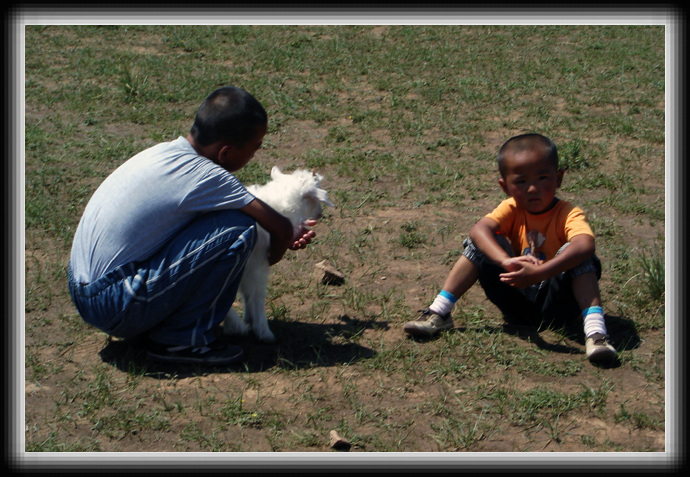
left=70, top=136, right=255, bottom=284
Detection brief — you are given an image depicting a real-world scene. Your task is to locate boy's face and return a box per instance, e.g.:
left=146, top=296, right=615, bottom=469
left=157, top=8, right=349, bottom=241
left=218, top=124, right=267, bottom=173
left=498, top=147, right=563, bottom=214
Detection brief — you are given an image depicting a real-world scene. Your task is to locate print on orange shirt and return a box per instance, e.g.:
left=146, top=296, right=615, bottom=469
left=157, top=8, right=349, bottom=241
left=525, top=230, right=546, bottom=261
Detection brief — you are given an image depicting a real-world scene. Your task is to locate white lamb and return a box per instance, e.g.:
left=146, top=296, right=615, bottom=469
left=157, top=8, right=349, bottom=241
left=223, top=166, right=334, bottom=343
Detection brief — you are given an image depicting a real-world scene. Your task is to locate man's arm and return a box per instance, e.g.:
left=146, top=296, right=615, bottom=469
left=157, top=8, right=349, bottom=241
left=240, top=198, right=295, bottom=265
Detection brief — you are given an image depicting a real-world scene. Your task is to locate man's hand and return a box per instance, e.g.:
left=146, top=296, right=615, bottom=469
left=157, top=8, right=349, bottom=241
left=290, top=219, right=317, bottom=250
left=241, top=200, right=320, bottom=264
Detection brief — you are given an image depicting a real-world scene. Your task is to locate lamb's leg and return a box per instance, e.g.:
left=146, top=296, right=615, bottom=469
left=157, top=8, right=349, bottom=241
left=242, top=266, right=275, bottom=343
left=223, top=294, right=251, bottom=336
left=222, top=274, right=251, bottom=336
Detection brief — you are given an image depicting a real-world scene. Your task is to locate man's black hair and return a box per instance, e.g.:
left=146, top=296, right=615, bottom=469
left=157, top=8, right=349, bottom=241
left=190, top=86, right=267, bottom=147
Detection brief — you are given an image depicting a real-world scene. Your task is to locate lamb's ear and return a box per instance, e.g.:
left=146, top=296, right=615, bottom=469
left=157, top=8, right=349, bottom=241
left=314, top=188, right=335, bottom=207
left=271, top=166, right=283, bottom=179
left=310, top=169, right=324, bottom=182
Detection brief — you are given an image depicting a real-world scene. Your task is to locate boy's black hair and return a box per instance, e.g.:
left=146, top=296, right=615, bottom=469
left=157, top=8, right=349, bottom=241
left=189, top=86, right=267, bottom=147
left=497, top=133, right=559, bottom=177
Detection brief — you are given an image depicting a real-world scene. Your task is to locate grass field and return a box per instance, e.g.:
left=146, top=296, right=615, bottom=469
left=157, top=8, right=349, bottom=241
left=22, top=22, right=670, bottom=466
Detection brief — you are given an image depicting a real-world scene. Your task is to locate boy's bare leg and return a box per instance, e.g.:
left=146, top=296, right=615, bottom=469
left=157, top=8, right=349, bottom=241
left=441, top=255, right=480, bottom=299
left=572, top=271, right=602, bottom=310
left=403, top=256, right=479, bottom=337
left=572, top=271, right=617, bottom=362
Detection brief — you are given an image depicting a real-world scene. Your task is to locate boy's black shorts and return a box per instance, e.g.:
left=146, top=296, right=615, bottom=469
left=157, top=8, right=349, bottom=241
left=462, top=237, right=602, bottom=327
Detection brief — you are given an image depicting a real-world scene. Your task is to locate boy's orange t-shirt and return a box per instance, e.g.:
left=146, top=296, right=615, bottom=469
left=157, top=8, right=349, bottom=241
left=485, top=198, right=594, bottom=261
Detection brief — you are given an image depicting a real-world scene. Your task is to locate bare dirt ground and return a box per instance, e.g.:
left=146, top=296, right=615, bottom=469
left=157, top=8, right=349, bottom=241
left=24, top=117, right=666, bottom=460
left=21, top=25, right=669, bottom=469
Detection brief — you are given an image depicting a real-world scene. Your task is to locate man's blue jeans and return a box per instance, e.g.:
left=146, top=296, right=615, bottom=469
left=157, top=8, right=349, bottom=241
left=68, top=209, right=256, bottom=347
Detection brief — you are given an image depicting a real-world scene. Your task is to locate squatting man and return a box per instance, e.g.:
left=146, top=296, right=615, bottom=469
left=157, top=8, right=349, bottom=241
left=68, top=86, right=316, bottom=366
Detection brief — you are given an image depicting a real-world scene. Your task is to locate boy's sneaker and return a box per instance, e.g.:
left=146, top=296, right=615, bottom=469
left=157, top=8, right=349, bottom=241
left=147, top=340, right=244, bottom=366
left=585, top=333, right=617, bottom=363
left=403, top=309, right=454, bottom=337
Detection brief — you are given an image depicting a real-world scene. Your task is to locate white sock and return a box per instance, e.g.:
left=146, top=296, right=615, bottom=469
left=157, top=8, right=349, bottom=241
left=429, top=290, right=458, bottom=316
left=582, top=306, right=607, bottom=337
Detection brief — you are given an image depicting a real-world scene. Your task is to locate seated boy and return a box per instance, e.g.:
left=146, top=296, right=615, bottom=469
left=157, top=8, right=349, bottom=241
left=403, top=133, right=617, bottom=363
left=68, top=86, right=316, bottom=366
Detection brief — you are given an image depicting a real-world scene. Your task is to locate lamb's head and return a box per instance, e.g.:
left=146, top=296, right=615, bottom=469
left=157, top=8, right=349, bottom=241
left=269, top=166, right=334, bottom=224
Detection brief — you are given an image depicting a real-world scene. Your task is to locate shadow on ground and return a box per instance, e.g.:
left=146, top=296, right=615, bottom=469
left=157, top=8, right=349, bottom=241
left=98, top=314, right=386, bottom=379
left=407, top=313, right=640, bottom=370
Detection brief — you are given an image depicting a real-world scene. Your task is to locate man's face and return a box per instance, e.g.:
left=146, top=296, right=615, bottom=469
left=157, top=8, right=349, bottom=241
left=218, top=124, right=267, bottom=173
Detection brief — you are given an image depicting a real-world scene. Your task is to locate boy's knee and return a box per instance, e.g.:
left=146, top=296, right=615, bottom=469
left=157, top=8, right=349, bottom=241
left=462, top=235, right=512, bottom=266
left=554, top=242, right=602, bottom=279
left=571, top=255, right=602, bottom=279
left=461, top=237, right=483, bottom=265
